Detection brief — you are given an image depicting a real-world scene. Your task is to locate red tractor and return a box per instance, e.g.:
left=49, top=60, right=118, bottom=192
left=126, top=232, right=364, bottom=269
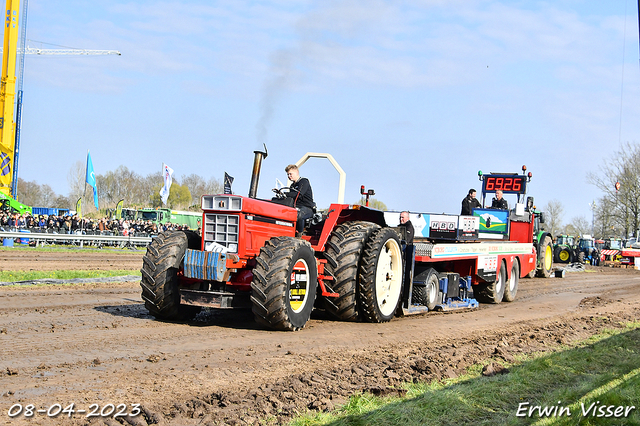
left=141, top=148, right=402, bottom=331
left=141, top=150, right=539, bottom=331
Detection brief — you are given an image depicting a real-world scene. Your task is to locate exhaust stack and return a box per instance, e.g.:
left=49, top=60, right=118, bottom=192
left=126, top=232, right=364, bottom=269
left=248, top=144, right=268, bottom=199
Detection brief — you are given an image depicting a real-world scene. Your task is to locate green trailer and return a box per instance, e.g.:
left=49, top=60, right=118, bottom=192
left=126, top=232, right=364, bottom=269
left=121, top=207, right=201, bottom=230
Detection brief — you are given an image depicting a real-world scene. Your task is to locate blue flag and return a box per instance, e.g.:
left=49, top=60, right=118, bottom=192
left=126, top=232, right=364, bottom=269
left=86, top=151, right=99, bottom=209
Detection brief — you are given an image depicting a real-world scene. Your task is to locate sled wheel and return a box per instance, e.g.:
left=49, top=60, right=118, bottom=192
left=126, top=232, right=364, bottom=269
left=412, top=268, right=440, bottom=310
left=526, top=247, right=537, bottom=278
left=475, top=261, right=506, bottom=304
left=503, top=261, right=519, bottom=302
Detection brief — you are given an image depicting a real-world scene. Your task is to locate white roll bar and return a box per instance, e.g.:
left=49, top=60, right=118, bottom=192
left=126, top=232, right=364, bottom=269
left=294, top=153, right=346, bottom=204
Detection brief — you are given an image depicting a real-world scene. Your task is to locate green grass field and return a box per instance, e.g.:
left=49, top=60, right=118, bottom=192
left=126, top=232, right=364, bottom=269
left=0, top=245, right=145, bottom=253
left=0, top=270, right=141, bottom=283
left=290, top=323, right=640, bottom=426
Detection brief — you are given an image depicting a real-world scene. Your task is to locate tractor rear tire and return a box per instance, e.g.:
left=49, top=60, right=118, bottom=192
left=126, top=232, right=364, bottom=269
left=323, top=221, right=380, bottom=321
left=251, top=237, right=317, bottom=331
left=140, top=230, right=202, bottom=321
left=475, top=261, right=506, bottom=304
left=503, top=261, right=519, bottom=302
left=358, top=228, right=404, bottom=323
left=577, top=252, right=585, bottom=264
left=536, top=236, right=553, bottom=277
left=412, top=268, right=440, bottom=310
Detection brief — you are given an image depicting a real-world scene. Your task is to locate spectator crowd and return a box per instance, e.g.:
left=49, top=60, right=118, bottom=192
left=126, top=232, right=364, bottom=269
left=0, top=211, right=195, bottom=236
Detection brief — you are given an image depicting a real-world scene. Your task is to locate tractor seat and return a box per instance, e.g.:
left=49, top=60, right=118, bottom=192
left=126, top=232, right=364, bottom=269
left=304, top=212, right=324, bottom=227
left=303, top=203, right=323, bottom=228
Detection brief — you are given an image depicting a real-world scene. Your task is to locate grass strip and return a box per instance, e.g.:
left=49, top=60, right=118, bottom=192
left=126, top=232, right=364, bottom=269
left=290, top=322, right=640, bottom=426
left=0, top=270, right=141, bottom=282
left=0, top=245, right=145, bottom=253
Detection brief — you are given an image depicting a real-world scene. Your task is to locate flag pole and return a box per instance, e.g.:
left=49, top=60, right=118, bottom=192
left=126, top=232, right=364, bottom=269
left=81, top=150, right=90, bottom=238
left=83, top=150, right=88, bottom=212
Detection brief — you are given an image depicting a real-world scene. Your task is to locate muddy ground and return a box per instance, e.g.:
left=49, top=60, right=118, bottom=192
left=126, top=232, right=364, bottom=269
left=0, top=249, right=639, bottom=425
left=0, top=249, right=144, bottom=272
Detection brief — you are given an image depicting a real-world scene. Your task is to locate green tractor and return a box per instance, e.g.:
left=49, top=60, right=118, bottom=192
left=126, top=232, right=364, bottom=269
left=554, top=234, right=576, bottom=264
left=527, top=208, right=554, bottom=278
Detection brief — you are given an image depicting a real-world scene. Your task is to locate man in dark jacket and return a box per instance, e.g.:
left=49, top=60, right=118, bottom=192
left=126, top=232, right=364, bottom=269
left=284, top=164, right=315, bottom=234
left=461, top=189, right=481, bottom=215
left=399, top=211, right=415, bottom=245
left=491, top=190, right=509, bottom=210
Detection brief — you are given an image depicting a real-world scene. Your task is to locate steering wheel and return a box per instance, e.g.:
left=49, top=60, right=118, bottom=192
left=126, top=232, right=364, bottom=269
left=272, top=188, right=287, bottom=199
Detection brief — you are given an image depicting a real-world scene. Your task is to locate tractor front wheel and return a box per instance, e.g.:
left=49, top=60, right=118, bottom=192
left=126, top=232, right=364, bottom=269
left=557, top=247, right=572, bottom=263
left=251, top=237, right=317, bottom=331
left=358, top=228, right=404, bottom=323
left=140, top=230, right=202, bottom=321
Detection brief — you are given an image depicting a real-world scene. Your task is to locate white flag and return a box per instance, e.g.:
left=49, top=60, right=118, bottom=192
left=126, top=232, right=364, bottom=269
left=159, top=163, right=174, bottom=205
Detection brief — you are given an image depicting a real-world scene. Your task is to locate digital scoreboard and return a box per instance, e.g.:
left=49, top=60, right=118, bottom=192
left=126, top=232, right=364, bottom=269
left=482, top=174, right=527, bottom=194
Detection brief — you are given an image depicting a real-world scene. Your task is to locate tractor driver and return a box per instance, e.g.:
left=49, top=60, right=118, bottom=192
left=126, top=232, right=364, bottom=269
left=284, top=164, right=315, bottom=235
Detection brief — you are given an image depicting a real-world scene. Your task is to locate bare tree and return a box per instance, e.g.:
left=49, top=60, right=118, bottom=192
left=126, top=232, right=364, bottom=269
left=592, top=196, right=616, bottom=238
left=543, top=199, right=564, bottom=237
left=181, top=174, right=223, bottom=207
left=569, top=216, right=590, bottom=237
left=67, top=160, right=85, bottom=202
left=52, top=194, right=72, bottom=210
left=54, top=164, right=224, bottom=212
left=16, top=178, right=43, bottom=206
left=97, top=166, right=145, bottom=208
left=357, top=198, right=388, bottom=211
left=587, top=141, right=640, bottom=238
left=17, top=178, right=62, bottom=207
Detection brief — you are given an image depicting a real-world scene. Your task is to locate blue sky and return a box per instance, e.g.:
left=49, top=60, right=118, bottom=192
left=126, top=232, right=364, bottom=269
left=15, top=0, right=640, bottom=226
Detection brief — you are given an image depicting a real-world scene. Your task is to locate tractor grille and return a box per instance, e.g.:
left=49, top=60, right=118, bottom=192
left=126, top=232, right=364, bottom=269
left=204, top=214, right=239, bottom=253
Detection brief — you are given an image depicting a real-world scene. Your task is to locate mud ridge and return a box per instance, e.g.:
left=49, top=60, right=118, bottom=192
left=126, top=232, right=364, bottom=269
left=125, top=309, right=639, bottom=426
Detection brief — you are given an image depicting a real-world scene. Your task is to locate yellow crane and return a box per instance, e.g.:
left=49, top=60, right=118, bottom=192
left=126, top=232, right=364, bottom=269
left=0, top=0, right=20, bottom=198
left=0, top=0, right=119, bottom=199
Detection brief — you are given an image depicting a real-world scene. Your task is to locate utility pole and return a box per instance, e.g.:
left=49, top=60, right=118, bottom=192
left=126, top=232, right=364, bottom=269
left=589, top=200, right=596, bottom=237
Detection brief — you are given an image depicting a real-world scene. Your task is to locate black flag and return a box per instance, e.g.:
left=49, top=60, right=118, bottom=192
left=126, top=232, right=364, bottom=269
left=224, top=172, right=234, bottom=194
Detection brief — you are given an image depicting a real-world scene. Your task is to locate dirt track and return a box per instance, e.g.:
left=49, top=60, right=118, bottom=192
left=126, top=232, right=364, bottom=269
left=0, top=249, right=144, bottom=272
left=1, top=249, right=640, bottom=425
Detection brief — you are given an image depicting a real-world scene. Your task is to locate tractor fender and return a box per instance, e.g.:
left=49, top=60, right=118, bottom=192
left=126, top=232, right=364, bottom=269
left=537, top=232, right=552, bottom=252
